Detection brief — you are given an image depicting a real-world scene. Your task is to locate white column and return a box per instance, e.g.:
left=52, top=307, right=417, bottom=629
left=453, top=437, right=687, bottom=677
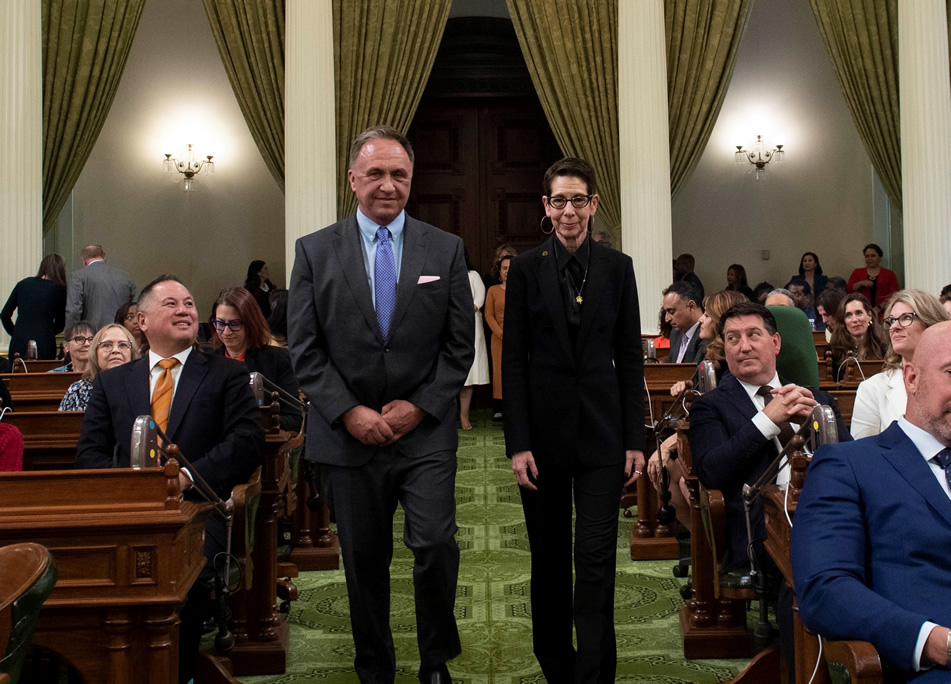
left=899, top=0, right=951, bottom=295
left=285, top=0, right=337, bottom=275
left=618, top=0, right=672, bottom=334
left=0, top=1, right=42, bottom=352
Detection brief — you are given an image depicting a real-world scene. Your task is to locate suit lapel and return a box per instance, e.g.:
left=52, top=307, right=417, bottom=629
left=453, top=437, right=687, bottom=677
left=535, top=237, right=574, bottom=364
left=390, top=217, right=428, bottom=334
left=128, top=358, right=152, bottom=418
left=880, top=423, right=951, bottom=528
left=166, top=351, right=209, bottom=440
left=334, top=217, right=381, bottom=343
left=575, top=242, right=610, bottom=356
left=721, top=374, right=759, bottom=420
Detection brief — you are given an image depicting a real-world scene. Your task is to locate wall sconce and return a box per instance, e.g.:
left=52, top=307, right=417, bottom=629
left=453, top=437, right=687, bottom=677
left=735, top=135, right=784, bottom=180
left=163, top=144, right=214, bottom=191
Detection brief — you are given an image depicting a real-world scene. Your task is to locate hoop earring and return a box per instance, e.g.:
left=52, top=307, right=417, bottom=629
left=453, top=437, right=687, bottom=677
left=540, top=216, right=554, bottom=235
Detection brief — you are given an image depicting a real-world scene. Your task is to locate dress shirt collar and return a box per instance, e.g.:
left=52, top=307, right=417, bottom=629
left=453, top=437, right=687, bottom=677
left=898, top=416, right=949, bottom=462
left=149, top=345, right=193, bottom=371
left=682, top=320, right=700, bottom=345
left=737, top=371, right=782, bottom=404
left=356, top=207, right=406, bottom=240
left=553, top=231, right=590, bottom=272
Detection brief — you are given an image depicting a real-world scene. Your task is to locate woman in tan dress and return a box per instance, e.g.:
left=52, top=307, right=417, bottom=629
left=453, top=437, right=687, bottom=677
left=484, top=255, right=511, bottom=420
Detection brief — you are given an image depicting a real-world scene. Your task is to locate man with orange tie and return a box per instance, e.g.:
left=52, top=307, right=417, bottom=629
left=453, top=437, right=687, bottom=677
left=76, top=274, right=263, bottom=683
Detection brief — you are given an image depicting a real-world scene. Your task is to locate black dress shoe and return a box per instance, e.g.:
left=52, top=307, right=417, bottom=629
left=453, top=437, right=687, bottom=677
left=418, top=663, right=451, bottom=683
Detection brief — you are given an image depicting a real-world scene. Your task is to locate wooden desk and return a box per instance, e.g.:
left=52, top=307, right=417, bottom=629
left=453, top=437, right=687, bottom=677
left=0, top=372, right=79, bottom=412
left=8, top=359, right=63, bottom=374
left=1, top=411, right=84, bottom=470
left=0, top=465, right=206, bottom=684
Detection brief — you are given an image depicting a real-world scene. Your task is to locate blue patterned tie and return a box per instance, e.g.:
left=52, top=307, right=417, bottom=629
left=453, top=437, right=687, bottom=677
left=933, top=448, right=951, bottom=490
left=375, top=226, right=397, bottom=339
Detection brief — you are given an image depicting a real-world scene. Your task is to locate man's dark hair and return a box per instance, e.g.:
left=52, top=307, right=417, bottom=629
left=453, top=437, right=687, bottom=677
left=717, top=301, right=778, bottom=339
left=752, top=281, right=775, bottom=303
left=786, top=277, right=811, bottom=296
left=675, top=253, right=695, bottom=271
left=663, top=280, right=701, bottom=307
left=348, top=125, right=415, bottom=168
left=138, top=274, right=186, bottom=311
left=816, top=288, right=845, bottom=315
left=826, top=276, right=847, bottom=292
left=542, top=157, right=598, bottom=197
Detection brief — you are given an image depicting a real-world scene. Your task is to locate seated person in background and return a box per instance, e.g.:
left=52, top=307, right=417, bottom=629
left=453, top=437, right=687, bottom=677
left=209, top=287, right=302, bottom=432
left=940, top=284, right=951, bottom=317
left=674, top=253, right=704, bottom=301
left=726, top=263, right=754, bottom=299
left=76, top=275, right=264, bottom=683
left=793, top=321, right=951, bottom=682
left=663, top=281, right=707, bottom=363
left=653, top=306, right=672, bottom=352
left=764, top=288, right=795, bottom=307
left=785, top=277, right=819, bottom=327
left=49, top=321, right=95, bottom=373
left=59, top=323, right=139, bottom=411
left=850, top=289, right=948, bottom=439
left=752, top=281, right=775, bottom=304
left=115, top=301, right=146, bottom=352
left=816, top=288, right=845, bottom=342
left=267, top=288, right=289, bottom=347
left=828, top=292, right=888, bottom=380
left=826, top=275, right=847, bottom=292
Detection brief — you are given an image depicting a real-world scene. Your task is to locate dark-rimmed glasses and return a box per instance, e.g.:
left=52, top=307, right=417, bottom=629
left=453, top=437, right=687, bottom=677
left=883, top=312, right=919, bottom=329
left=70, top=335, right=94, bottom=345
left=546, top=195, right=593, bottom=210
left=98, top=341, right=133, bottom=352
left=212, top=319, right=243, bottom=333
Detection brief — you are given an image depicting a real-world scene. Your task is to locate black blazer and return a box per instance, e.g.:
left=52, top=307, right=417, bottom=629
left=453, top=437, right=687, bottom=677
left=214, top=345, right=302, bottom=433
left=689, top=372, right=850, bottom=572
left=288, top=214, right=474, bottom=467
left=1, top=277, right=66, bottom=359
left=502, top=236, right=645, bottom=467
left=76, top=350, right=264, bottom=498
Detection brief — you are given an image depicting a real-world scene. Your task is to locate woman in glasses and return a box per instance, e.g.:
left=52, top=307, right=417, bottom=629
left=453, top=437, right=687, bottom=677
left=210, top=287, right=301, bottom=432
left=851, top=289, right=949, bottom=438
left=49, top=321, right=96, bottom=373
left=59, top=324, right=139, bottom=411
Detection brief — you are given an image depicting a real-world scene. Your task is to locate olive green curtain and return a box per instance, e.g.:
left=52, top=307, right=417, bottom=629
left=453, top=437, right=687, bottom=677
left=810, top=0, right=901, bottom=211
left=202, top=0, right=285, bottom=193
left=505, top=0, right=621, bottom=233
left=42, top=0, right=146, bottom=234
left=667, top=0, right=753, bottom=198
left=333, top=0, right=452, bottom=218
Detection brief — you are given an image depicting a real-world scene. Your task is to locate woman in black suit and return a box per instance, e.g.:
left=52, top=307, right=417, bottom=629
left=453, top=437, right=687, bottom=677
left=1, top=254, right=68, bottom=359
left=209, top=287, right=302, bottom=432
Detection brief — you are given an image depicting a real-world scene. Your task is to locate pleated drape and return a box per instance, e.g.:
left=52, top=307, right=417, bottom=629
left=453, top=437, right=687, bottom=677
left=810, top=0, right=901, bottom=211
left=42, top=0, right=146, bottom=233
left=667, top=0, right=753, bottom=198
left=202, top=0, right=285, bottom=193
left=333, top=0, right=451, bottom=218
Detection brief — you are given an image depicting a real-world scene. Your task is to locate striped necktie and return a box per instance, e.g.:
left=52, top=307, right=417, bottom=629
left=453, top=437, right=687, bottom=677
left=151, top=358, right=180, bottom=436
left=375, top=226, right=397, bottom=339
left=933, top=448, right=951, bottom=491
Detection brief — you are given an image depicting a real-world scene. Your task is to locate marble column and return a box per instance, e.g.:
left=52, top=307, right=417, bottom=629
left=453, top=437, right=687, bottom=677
left=0, top=1, right=42, bottom=351
left=618, top=0, right=672, bottom=333
left=285, top=0, right=337, bottom=275
left=899, top=0, right=951, bottom=295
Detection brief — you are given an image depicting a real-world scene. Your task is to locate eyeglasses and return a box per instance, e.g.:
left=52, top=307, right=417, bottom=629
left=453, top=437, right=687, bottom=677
left=212, top=319, right=243, bottom=333
left=70, top=335, right=94, bottom=345
left=98, top=341, right=133, bottom=352
left=883, top=312, right=919, bottom=329
left=546, top=194, right=593, bottom=210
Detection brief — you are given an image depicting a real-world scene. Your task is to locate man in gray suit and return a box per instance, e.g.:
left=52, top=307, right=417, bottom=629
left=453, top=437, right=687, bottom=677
left=288, top=126, right=474, bottom=684
left=65, top=245, right=136, bottom=330
left=663, top=280, right=707, bottom=363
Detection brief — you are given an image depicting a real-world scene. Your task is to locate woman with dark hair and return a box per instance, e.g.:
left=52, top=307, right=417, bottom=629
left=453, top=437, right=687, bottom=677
left=795, top=251, right=828, bottom=295
left=816, top=288, right=845, bottom=342
left=828, top=293, right=888, bottom=380
left=483, top=244, right=517, bottom=290
left=1, top=253, right=68, bottom=359
left=267, top=289, right=289, bottom=347
left=846, top=243, right=899, bottom=311
left=725, top=264, right=753, bottom=299
left=50, top=321, right=95, bottom=373
left=210, top=287, right=301, bottom=432
left=114, top=301, right=146, bottom=352
left=244, top=260, right=276, bottom=318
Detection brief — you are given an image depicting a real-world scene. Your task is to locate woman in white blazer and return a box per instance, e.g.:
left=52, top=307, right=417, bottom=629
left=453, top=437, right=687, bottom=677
left=851, top=289, right=949, bottom=438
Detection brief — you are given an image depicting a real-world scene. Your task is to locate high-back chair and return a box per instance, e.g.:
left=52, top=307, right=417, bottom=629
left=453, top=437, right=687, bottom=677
left=0, top=543, right=57, bottom=684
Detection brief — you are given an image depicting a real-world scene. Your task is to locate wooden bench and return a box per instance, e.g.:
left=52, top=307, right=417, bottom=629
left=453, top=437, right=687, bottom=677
left=0, top=411, right=84, bottom=470
left=0, top=372, right=80, bottom=412
left=819, top=355, right=884, bottom=386
left=8, top=359, right=64, bottom=374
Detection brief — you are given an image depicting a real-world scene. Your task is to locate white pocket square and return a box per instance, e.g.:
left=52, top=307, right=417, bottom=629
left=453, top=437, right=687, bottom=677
left=417, top=275, right=440, bottom=284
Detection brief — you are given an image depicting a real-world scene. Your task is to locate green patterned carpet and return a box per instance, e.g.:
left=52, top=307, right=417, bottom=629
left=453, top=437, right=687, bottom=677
left=243, top=411, right=756, bottom=683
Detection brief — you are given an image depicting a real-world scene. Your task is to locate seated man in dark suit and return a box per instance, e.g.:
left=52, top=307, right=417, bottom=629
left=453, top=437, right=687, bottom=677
left=674, top=253, right=704, bottom=301
left=76, top=274, right=264, bottom=683
left=793, top=321, right=951, bottom=681
left=663, top=280, right=707, bottom=363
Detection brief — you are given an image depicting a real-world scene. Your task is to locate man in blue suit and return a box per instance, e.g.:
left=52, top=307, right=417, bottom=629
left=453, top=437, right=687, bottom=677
left=793, top=321, right=951, bottom=680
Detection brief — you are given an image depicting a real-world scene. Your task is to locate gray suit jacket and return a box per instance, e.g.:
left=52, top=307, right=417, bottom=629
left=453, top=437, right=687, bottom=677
left=287, top=214, right=474, bottom=467
left=65, top=261, right=136, bottom=330
left=668, top=327, right=708, bottom=364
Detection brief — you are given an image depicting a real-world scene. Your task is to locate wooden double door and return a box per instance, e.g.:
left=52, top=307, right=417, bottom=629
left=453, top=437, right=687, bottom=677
left=407, top=97, right=562, bottom=276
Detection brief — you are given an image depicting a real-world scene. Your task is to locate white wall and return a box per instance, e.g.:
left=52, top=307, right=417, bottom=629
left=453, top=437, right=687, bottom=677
left=671, top=0, right=896, bottom=297
left=65, top=0, right=285, bottom=318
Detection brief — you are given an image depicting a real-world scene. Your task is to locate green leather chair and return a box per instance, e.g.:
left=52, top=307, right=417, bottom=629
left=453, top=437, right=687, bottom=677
left=768, top=305, right=820, bottom=388
left=0, top=543, right=57, bottom=684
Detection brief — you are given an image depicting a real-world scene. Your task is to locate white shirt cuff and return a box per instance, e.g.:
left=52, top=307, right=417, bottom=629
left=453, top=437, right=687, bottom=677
left=753, top=411, right=781, bottom=440
left=914, top=621, right=938, bottom=671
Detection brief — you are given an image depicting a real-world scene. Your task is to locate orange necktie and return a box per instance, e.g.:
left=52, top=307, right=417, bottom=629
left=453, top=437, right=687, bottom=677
left=151, top=358, right=180, bottom=436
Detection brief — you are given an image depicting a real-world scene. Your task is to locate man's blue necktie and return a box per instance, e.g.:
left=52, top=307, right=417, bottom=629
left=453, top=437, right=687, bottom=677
left=933, top=448, right=951, bottom=490
left=375, top=226, right=397, bottom=339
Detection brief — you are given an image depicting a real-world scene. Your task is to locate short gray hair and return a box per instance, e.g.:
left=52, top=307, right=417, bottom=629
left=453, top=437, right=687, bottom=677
left=348, top=125, right=415, bottom=169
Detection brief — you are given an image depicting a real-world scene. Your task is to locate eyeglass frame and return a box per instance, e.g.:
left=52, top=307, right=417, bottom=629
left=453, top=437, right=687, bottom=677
left=212, top=319, right=243, bottom=333
left=883, top=312, right=919, bottom=329
left=69, top=335, right=95, bottom=345
left=97, top=341, right=133, bottom=352
left=545, top=194, right=594, bottom=210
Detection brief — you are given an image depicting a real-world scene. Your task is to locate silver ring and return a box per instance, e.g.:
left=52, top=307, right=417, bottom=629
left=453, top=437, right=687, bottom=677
left=634, top=469, right=642, bottom=475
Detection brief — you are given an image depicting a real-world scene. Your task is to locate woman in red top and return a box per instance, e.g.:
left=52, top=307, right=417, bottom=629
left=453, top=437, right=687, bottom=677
left=847, top=243, right=899, bottom=312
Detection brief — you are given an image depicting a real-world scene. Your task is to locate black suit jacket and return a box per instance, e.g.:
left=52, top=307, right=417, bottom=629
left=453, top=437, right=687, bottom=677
left=288, top=214, right=474, bottom=466
left=214, top=345, right=302, bottom=433
left=689, top=372, right=851, bottom=572
left=668, top=327, right=708, bottom=364
left=502, top=237, right=644, bottom=466
left=76, top=350, right=264, bottom=498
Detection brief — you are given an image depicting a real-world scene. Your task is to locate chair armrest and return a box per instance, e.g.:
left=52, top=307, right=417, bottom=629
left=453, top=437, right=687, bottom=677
left=822, top=638, right=882, bottom=683
left=230, top=467, right=263, bottom=591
